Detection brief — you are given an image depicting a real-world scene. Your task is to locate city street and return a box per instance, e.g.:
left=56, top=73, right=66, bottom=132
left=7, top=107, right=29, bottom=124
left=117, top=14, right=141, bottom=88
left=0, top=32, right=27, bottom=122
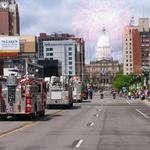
left=0, top=1, right=150, bottom=150
left=0, top=93, right=150, bottom=150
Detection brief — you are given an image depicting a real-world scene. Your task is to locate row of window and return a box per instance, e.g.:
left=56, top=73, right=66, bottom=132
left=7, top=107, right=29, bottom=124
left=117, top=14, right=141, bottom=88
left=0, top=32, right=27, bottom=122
left=125, top=38, right=132, bottom=41
left=126, top=64, right=132, bottom=66
left=126, top=55, right=132, bottom=58
left=126, top=59, right=132, bottom=62
left=45, top=53, right=73, bottom=61
left=126, top=51, right=132, bottom=54
left=125, top=68, right=133, bottom=71
left=46, top=53, right=53, bottom=56
left=125, top=47, right=132, bottom=50
left=46, top=47, right=73, bottom=52
left=125, top=42, right=132, bottom=45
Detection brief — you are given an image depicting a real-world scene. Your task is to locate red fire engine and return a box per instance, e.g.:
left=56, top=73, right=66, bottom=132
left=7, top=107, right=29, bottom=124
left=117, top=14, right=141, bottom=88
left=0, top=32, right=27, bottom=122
left=0, top=74, right=47, bottom=120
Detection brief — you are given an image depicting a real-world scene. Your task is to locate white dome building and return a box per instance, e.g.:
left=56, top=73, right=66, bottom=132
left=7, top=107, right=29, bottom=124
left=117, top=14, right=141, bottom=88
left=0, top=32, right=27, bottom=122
left=96, top=27, right=112, bottom=60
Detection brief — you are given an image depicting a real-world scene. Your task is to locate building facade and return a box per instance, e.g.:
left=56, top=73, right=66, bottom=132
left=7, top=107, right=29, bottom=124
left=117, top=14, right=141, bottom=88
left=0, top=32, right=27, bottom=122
left=85, top=27, right=120, bottom=88
left=139, top=18, right=150, bottom=68
left=0, top=0, right=20, bottom=35
left=123, top=26, right=141, bottom=75
left=123, top=18, right=150, bottom=75
left=43, top=40, right=76, bottom=76
left=85, top=59, right=120, bottom=88
left=0, top=35, right=37, bottom=76
left=38, top=33, right=85, bottom=80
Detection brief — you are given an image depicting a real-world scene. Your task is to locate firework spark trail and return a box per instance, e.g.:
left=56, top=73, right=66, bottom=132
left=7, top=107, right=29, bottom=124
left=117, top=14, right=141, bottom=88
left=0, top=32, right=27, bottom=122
left=72, top=0, right=134, bottom=62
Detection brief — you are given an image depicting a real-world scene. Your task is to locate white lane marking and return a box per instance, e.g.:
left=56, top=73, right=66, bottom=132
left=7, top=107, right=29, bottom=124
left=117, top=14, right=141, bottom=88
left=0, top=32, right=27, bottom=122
left=136, top=109, right=150, bottom=118
left=89, top=122, right=94, bottom=126
left=95, top=114, right=99, bottom=118
left=75, top=139, right=83, bottom=148
left=126, top=100, right=131, bottom=104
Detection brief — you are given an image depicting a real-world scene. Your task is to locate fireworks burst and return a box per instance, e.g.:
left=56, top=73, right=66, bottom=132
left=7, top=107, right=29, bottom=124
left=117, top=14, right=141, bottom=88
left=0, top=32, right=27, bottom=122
left=72, top=0, right=133, bottom=61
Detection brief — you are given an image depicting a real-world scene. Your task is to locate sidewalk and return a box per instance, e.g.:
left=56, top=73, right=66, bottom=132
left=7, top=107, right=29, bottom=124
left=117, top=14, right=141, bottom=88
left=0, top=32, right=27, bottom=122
left=143, top=99, right=150, bottom=106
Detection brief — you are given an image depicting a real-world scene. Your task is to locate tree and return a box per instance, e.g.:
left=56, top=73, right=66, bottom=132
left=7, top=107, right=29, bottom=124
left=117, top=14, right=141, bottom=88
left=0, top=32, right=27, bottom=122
left=112, top=73, right=133, bottom=91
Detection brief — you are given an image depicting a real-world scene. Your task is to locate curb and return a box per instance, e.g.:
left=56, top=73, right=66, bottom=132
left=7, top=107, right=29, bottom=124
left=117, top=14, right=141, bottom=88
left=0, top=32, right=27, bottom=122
left=142, top=99, right=150, bottom=106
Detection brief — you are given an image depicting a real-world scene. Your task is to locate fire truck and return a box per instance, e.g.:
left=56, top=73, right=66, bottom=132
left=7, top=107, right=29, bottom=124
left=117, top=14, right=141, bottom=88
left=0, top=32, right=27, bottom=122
left=0, top=74, right=47, bottom=120
left=46, top=76, right=73, bottom=108
left=71, top=76, right=83, bottom=102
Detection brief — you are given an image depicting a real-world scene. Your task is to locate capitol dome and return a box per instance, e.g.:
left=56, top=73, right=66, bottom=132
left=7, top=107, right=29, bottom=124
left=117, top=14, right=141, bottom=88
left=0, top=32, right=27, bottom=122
left=97, top=34, right=110, bottom=48
left=96, top=27, right=112, bottom=60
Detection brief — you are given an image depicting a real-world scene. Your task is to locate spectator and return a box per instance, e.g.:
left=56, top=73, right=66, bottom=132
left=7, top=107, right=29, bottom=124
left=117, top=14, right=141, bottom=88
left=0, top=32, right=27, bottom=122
left=88, top=88, right=93, bottom=99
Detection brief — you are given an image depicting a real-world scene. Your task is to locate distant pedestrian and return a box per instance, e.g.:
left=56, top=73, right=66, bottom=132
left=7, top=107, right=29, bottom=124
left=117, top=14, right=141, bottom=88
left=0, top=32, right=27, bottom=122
left=99, top=90, right=104, bottom=99
left=128, top=91, right=131, bottom=100
left=88, top=88, right=93, bottom=99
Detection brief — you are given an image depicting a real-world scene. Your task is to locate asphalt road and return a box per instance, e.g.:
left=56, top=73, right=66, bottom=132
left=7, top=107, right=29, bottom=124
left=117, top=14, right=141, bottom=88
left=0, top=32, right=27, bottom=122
left=0, top=93, right=150, bottom=150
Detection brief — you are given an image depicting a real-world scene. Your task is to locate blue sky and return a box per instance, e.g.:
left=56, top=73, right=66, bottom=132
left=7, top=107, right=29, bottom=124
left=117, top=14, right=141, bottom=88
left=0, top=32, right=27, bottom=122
left=17, top=0, right=150, bottom=63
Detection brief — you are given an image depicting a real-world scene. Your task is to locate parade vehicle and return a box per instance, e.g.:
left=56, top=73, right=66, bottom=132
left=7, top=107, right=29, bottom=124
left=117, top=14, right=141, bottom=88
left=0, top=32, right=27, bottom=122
left=0, top=74, right=47, bottom=120
left=46, top=76, right=73, bottom=108
left=71, top=76, right=83, bottom=102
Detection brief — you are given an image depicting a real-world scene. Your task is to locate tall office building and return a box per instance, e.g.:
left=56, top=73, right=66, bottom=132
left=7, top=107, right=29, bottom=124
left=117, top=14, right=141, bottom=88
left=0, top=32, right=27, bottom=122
left=123, top=26, right=141, bottom=75
left=0, top=0, right=20, bottom=35
left=38, top=33, right=85, bottom=80
left=123, top=18, right=150, bottom=75
left=139, top=18, right=150, bottom=68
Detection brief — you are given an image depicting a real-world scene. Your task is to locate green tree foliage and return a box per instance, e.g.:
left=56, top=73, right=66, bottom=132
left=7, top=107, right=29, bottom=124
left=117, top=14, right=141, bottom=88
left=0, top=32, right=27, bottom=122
left=112, top=73, right=133, bottom=90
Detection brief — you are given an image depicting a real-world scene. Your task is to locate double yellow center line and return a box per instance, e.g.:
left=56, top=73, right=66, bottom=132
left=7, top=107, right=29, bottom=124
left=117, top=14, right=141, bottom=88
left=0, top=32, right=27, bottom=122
left=0, top=110, right=65, bottom=138
left=0, top=121, right=39, bottom=138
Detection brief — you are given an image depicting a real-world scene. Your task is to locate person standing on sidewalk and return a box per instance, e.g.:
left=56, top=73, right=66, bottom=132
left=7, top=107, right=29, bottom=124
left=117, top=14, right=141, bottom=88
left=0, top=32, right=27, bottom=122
left=88, top=87, right=93, bottom=100
left=128, top=91, right=131, bottom=100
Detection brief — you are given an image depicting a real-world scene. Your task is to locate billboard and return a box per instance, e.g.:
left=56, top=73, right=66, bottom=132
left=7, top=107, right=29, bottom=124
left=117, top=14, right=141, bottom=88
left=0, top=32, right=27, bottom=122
left=0, top=37, right=20, bottom=56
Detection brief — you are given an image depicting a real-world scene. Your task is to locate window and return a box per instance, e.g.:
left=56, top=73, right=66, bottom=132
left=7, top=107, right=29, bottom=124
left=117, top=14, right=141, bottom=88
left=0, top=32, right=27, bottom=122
left=69, top=57, right=72, bottom=60
left=68, top=52, right=72, bottom=56
left=69, top=71, right=72, bottom=75
left=46, top=48, right=49, bottom=51
left=68, top=47, right=72, bottom=51
left=46, top=48, right=53, bottom=51
left=46, top=53, right=49, bottom=56
left=69, top=62, right=72, bottom=65
left=69, top=66, right=72, bottom=70
left=50, top=53, right=53, bottom=56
